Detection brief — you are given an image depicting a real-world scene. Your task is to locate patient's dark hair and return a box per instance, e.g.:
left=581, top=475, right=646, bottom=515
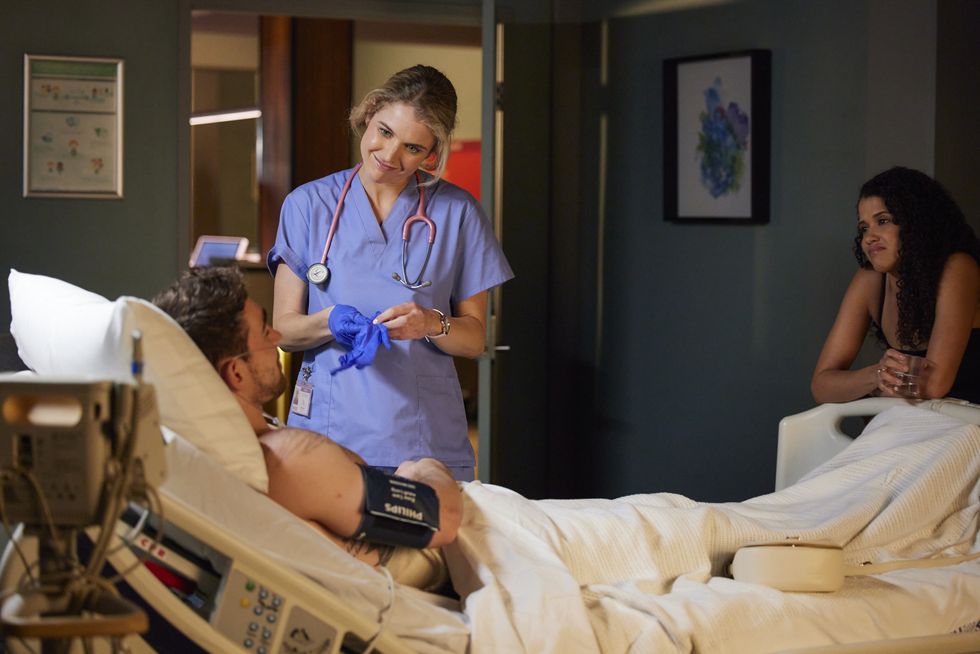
left=853, top=166, right=980, bottom=348
left=152, top=266, right=248, bottom=368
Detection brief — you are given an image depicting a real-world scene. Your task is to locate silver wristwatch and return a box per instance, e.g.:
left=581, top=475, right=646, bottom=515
left=426, top=308, right=451, bottom=341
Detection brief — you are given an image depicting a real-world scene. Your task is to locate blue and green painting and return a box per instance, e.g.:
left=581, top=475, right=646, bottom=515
left=696, top=78, right=749, bottom=198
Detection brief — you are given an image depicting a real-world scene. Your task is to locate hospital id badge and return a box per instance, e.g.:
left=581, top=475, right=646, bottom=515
left=290, top=381, right=313, bottom=417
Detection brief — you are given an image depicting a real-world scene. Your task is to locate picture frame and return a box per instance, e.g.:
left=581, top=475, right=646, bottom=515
left=23, top=54, right=124, bottom=199
left=663, top=49, right=770, bottom=224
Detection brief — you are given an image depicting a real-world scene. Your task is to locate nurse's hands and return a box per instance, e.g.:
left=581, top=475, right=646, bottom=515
left=328, top=304, right=392, bottom=374
left=375, top=292, right=487, bottom=358
left=373, top=302, right=441, bottom=340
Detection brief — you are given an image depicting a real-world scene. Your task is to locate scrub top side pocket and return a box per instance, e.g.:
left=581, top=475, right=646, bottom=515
left=416, top=374, right=471, bottom=466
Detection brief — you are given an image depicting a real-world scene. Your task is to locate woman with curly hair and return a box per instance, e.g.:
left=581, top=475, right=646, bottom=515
left=811, top=167, right=980, bottom=404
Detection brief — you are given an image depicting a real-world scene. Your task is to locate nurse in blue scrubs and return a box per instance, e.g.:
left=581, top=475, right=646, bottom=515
left=267, top=65, right=513, bottom=481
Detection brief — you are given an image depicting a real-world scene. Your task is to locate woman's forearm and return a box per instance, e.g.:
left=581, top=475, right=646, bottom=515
left=273, top=264, right=335, bottom=351
left=811, top=364, right=879, bottom=404
left=274, top=307, right=334, bottom=352
left=425, top=312, right=486, bottom=359
left=423, top=291, right=489, bottom=359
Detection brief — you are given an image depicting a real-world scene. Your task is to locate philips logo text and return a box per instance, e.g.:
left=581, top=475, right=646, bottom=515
left=385, top=503, right=423, bottom=521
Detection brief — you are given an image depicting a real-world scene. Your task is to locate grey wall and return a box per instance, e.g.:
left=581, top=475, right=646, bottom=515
left=578, top=0, right=939, bottom=500
left=0, top=1, right=181, bottom=328
left=936, top=0, right=980, bottom=236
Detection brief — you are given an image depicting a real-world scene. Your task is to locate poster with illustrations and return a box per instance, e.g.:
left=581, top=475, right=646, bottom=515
left=24, top=55, right=123, bottom=198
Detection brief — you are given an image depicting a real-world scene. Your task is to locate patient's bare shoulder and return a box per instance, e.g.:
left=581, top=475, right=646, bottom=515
left=257, top=427, right=365, bottom=538
left=260, top=427, right=367, bottom=466
left=259, top=427, right=330, bottom=459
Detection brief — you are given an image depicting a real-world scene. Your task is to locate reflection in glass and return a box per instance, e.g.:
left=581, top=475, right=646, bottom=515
left=190, top=13, right=260, bottom=252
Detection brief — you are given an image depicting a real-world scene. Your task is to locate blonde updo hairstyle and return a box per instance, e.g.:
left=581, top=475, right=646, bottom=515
left=349, top=65, right=458, bottom=182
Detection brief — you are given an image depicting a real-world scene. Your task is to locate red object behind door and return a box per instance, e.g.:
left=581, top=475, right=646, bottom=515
left=442, top=140, right=481, bottom=201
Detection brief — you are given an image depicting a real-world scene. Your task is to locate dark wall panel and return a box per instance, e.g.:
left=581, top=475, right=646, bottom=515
left=555, top=0, right=937, bottom=501
left=0, top=0, right=180, bottom=325
left=935, top=0, right=980, bottom=235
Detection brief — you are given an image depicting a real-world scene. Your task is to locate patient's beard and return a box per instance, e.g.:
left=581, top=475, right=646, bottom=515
left=247, top=360, right=288, bottom=405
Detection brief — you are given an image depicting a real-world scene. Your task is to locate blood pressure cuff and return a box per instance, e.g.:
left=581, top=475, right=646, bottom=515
left=352, top=465, right=440, bottom=549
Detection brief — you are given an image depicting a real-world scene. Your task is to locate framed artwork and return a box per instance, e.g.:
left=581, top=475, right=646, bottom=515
left=23, top=54, right=124, bottom=199
left=663, top=49, right=770, bottom=224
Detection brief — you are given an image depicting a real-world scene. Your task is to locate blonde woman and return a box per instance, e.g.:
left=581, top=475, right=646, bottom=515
left=269, top=65, right=513, bottom=481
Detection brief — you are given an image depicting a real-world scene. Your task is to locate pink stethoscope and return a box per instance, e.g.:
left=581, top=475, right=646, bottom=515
left=306, top=162, right=437, bottom=290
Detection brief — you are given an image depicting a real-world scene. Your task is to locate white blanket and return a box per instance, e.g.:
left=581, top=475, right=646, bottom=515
left=447, top=406, right=980, bottom=653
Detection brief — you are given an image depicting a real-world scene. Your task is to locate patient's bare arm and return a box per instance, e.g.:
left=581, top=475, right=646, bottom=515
left=259, top=428, right=460, bottom=554
left=260, top=428, right=365, bottom=537
left=393, top=458, right=463, bottom=547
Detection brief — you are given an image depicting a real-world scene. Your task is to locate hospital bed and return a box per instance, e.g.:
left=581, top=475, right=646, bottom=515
left=2, top=270, right=979, bottom=653
left=1, top=432, right=448, bottom=654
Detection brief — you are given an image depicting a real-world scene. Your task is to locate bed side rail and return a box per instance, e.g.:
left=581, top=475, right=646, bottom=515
left=775, top=397, right=980, bottom=491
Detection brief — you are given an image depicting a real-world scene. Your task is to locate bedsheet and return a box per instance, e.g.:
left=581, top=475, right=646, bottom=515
left=446, top=405, right=980, bottom=653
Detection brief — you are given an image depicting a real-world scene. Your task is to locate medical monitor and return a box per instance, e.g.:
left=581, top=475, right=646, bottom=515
left=189, top=235, right=249, bottom=267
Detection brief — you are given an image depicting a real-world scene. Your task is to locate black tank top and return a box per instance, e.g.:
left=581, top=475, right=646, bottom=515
left=872, top=274, right=980, bottom=404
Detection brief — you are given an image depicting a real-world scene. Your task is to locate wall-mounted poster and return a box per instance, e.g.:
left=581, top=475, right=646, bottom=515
left=663, top=50, right=770, bottom=224
left=23, top=54, right=123, bottom=199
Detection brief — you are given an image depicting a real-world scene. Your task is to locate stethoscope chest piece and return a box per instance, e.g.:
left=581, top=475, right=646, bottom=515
left=307, top=263, right=330, bottom=286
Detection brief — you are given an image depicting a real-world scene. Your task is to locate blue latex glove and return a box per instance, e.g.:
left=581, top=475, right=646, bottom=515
left=327, top=304, right=392, bottom=375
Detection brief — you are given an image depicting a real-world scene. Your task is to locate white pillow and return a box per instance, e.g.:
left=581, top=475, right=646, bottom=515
left=8, top=269, right=268, bottom=492
left=8, top=270, right=129, bottom=377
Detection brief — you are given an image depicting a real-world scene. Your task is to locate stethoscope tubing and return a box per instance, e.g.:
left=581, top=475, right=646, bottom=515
left=315, top=162, right=362, bottom=270
left=311, top=163, right=436, bottom=289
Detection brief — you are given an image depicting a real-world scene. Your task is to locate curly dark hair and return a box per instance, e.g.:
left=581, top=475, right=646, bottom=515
left=853, top=166, right=980, bottom=347
left=152, top=266, right=249, bottom=368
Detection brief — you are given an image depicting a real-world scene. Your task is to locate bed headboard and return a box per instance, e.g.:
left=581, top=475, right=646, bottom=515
left=0, top=334, right=27, bottom=373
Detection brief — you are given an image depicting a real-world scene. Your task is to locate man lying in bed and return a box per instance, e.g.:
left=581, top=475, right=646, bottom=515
left=152, top=266, right=460, bottom=588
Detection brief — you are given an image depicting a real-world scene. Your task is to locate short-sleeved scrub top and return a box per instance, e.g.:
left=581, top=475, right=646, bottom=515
left=268, top=167, right=514, bottom=478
